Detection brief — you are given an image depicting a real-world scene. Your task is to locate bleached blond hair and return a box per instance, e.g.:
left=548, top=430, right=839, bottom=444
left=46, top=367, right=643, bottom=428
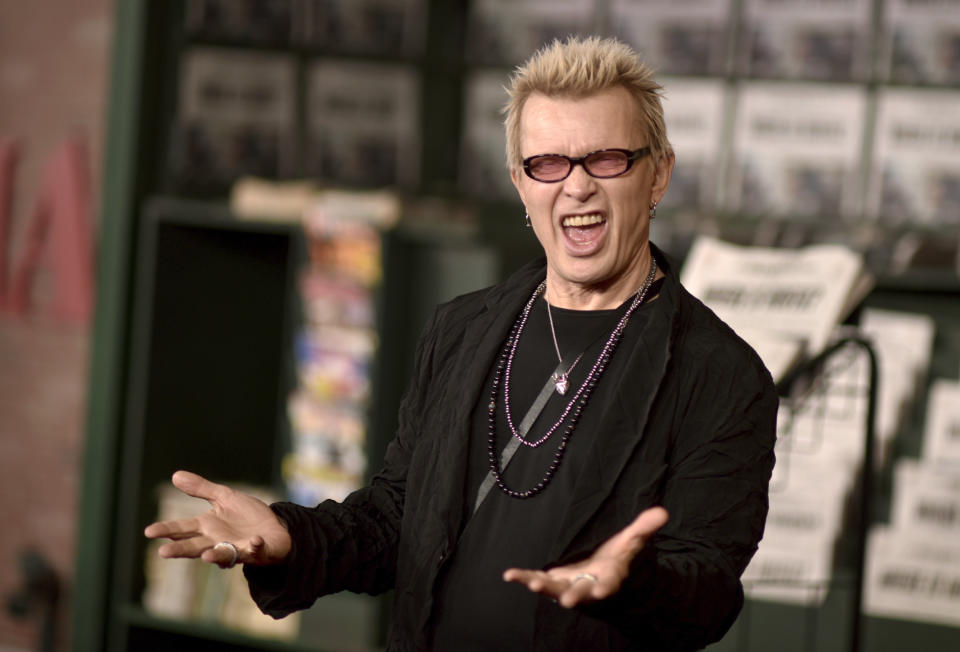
left=504, top=36, right=673, bottom=171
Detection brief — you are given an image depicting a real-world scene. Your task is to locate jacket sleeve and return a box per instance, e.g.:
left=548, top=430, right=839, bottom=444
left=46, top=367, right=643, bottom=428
left=582, top=351, right=778, bottom=650
left=243, top=308, right=443, bottom=618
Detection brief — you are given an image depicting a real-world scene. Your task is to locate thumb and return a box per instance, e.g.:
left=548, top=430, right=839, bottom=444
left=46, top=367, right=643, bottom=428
left=248, top=535, right=266, bottom=562
left=172, top=470, right=228, bottom=504
left=630, top=506, right=669, bottom=538
left=607, top=506, right=669, bottom=554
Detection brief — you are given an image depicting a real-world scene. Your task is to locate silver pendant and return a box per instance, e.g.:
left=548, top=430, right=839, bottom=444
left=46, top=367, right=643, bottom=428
left=553, top=373, right=569, bottom=395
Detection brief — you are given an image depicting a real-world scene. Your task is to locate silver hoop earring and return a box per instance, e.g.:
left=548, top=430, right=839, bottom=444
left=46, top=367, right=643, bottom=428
left=525, top=213, right=532, bottom=228
left=649, top=201, right=658, bottom=219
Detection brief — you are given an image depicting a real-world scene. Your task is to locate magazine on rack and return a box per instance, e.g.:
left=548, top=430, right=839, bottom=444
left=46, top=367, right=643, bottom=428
left=726, top=81, right=867, bottom=219
left=609, top=0, right=733, bottom=76
left=170, top=48, right=298, bottom=192
left=867, top=88, right=960, bottom=224
left=184, top=0, right=294, bottom=45
left=659, top=77, right=728, bottom=212
left=299, top=0, right=427, bottom=56
left=738, top=0, right=872, bottom=81
left=459, top=70, right=516, bottom=200
left=305, top=59, right=420, bottom=189
left=878, top=0, right=960, bottom=85
left=465, top=0, right=599, bottom=65
left=679, top=235, right=872, bottom=382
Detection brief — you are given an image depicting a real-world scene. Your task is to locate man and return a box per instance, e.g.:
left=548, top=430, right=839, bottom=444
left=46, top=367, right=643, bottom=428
left=146, top=36, right=777, bottom=651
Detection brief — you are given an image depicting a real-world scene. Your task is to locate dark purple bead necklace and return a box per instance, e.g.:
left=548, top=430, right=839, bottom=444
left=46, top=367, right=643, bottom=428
left=487, top=256, right=657, bottom=499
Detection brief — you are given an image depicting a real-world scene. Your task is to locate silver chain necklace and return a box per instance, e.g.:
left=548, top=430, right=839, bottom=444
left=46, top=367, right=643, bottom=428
left=501, top=254, right=658, bottom=449
left=545, top=297, right=583, bottom=395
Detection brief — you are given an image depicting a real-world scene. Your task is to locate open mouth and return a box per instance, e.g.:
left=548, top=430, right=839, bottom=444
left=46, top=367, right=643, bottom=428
left=561, top=213, right=604, bottom=228
left=561, top=213, right=607, bottom=254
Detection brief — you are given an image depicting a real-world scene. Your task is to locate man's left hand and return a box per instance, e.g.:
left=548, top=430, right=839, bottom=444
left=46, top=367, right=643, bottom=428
left=502, top=506, right=668, bottom=608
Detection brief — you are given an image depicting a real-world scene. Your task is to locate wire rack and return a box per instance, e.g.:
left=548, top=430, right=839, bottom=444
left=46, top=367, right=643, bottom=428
left=724, top=334, right=879, bottom=652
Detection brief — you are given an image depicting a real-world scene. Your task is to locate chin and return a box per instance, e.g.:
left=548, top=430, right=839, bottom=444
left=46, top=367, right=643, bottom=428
left=560, top=258, right=612, bottom=283
left=557, top=270, right=609, bottom=289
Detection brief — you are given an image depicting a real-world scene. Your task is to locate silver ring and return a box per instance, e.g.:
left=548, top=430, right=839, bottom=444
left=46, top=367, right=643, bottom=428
left=214, top=541, right=238, bottom=569
left=571, top=572, right=598, bottom=584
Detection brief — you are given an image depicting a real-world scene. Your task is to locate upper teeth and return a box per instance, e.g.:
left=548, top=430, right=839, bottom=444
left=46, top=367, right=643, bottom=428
left=563, top=214, right=604, bottom=227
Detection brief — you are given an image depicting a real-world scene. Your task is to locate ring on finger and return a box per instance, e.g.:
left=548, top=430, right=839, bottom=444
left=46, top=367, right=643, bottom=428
left=214, top=541, right=238, bottom=569
left=571, top=572, right=598, bottom=584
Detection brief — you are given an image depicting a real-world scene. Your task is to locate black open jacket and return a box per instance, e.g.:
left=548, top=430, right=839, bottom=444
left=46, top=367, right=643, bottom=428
left=245, top=245, right=778, bottom=651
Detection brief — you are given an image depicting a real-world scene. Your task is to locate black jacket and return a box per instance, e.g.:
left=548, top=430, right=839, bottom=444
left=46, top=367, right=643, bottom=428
left=246, top=246, right=778, bottom=651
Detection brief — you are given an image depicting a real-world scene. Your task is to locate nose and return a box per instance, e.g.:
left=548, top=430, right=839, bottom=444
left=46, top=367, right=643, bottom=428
left=562, top=161, right=597, bottom=202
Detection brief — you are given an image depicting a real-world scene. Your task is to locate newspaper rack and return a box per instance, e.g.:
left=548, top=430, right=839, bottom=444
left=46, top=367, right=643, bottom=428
left=732, top=334, right=879, bottom=652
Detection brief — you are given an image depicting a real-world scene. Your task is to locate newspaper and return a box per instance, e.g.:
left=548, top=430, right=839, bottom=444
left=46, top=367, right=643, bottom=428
left=609, top=0, right=733, bottom=76
left=171, top=48, right=298, bottom=192
left=864, top=425, right=960, bottom=627
left=771, top=418, right=860, bottom=496
left=867, top=88, right=960, bottom=224
left=776, top=344, right=873, bottom=465
left=465, top=0, right=600, bottom=65
left=765, top=455, right=851, bottom=543
left=459, top=70, right=516, bottom=200
left=891, top=458, right=960, bottom=537
left=746, top=345, right=871, bottom=606
left=305, top=59, right=420, bottom=189
left=738, top=0, right=872, bottom=81
left=923, top=379, right=960, bottom=464
left=859, top=308, right=936, bottom=454
left=742, top=532, right=834, bottom=604
left=659, top=77, right=729, bottom=212
left=864, top=525, right=960, bottom=627
left=726, top=81, right=867, bottom=219
left=878, top=0, right=960, bottom=84
left=680, top=235, right=871, bottom=381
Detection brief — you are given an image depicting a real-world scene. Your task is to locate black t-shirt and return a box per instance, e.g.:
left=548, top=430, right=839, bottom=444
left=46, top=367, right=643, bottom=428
left=431, top=279, right=664, bottom=650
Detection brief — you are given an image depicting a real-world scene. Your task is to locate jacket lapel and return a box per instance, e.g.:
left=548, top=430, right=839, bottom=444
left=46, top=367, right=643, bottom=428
left=549, top=259, right=679, bottom=559
left=429, top=262, right=546, bottom=541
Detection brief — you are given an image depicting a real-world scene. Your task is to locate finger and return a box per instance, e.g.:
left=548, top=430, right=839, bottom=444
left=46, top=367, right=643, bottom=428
left=144, top=517, right=201, bottom=540
left=157, top=537, right=214, bottom=560
left=171, top=470, right=230, bottom=505
left=201, top=542, right=240, bottom=568
left=502, top=568, right=540, bottom=586
left=559, top=575, right=604, bottom=608
left=503, top=569, right=568, bottom=597
left=601, top=506, right=669, bottom=555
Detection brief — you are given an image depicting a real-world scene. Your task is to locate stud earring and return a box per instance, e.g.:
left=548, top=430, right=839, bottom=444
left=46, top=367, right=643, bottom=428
left=649, top=201, right=658, bottom=219
left=525, top=213, right=532, bottom=228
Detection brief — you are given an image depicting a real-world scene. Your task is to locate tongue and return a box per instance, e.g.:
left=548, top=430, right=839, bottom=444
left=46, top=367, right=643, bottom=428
left=565, top=223, right=601, bottom=245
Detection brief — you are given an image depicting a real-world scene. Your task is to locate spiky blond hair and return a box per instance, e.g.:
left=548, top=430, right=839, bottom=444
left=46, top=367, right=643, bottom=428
left=504, top=36, right=672, bottom=171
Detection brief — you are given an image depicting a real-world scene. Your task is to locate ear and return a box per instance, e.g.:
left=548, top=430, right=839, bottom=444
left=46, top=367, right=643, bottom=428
left=650, top=152, right=675, bottom=205
left=510, top=166, right=527, bottom=206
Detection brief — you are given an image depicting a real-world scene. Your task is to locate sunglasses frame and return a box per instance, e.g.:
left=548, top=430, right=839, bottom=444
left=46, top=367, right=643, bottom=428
left=521, top=146, right=652, bottom=183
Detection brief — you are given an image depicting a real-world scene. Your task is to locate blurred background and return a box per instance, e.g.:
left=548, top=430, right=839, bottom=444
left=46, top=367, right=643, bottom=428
left=1, top=1, right=958, bottom=651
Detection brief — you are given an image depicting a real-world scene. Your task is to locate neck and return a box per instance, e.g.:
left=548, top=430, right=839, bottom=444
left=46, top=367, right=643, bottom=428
left=545, top=249, right=661, bottom=311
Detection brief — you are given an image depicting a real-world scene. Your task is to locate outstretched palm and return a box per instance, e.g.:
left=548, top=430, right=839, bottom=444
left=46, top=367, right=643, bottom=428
left=144, top=470, right=292, bottom=568
left=503, top=506, right=668, bottom=608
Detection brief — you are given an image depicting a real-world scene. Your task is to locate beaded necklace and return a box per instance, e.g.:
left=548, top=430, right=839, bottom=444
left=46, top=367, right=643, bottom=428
left=487, top=255, right=658, bottom=499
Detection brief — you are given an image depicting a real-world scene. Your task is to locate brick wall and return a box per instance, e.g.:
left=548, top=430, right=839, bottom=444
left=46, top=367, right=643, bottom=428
left=0, top=1, right=112, bottom=649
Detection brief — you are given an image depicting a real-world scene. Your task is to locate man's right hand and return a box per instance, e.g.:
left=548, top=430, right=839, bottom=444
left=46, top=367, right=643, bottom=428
left=144, top=470, right=292, bottom=568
